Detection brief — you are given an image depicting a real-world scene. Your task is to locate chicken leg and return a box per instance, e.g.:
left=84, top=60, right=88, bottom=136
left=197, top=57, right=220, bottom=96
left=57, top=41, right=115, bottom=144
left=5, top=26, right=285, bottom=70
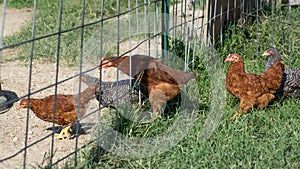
left=230, top=112, right=241, bottom=120
left=230, top=99, right=254, bottom=120
left=149, top=89, right=168, bottom=118
left=55, top=124, right=72, bottom=140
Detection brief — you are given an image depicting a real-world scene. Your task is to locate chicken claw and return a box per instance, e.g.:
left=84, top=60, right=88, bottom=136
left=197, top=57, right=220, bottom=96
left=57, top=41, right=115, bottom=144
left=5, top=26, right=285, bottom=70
left=153, top=111, right=161, bottom=118
left=230, top=113, right=241, bottom=120
left=131, top=100, right=139, bottom=109
left=55, top=125, right=72, bottom=140
left=148, top=111, right=161, bottom=122
left=55, top=134, right=64, bottom=140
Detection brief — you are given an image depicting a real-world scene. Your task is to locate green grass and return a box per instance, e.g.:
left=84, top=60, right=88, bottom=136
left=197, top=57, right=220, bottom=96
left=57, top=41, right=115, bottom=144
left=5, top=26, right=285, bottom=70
left=3, top=0, right=156, bottom=65
left=5, top=1, right=300, bottom=168
left=217, top=5, right=300, bottom=72
left=0, top=0, right=33, bottom=8
left=63, top=100, right=300, bottom=168
left=60, top=5, right=300, bottom=169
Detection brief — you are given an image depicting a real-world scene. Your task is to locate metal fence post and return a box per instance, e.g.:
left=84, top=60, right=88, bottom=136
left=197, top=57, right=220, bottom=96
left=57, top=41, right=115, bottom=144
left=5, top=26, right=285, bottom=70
left=162, top=0, right=170, bottom=60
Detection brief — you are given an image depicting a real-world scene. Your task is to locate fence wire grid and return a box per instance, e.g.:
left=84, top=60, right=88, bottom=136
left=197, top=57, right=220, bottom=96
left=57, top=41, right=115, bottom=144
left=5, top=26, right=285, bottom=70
left=0, top=0, right=299, bottom=168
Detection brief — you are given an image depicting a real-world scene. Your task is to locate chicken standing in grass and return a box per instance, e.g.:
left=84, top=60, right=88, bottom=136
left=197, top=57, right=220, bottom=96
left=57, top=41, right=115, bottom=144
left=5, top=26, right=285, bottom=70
left=262, top=48, right=300, bottom=98
left=78, top=74, right=148, bottom=109
left=225, top=53, right=285, bottom=120
left=17, top=85, right=98, bottom=140
left=100, top=55, right=197, bottom=117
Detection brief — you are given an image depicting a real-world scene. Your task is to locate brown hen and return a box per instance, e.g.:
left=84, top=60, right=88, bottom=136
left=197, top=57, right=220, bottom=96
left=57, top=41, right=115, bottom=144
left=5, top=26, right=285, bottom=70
left=225, top=53, right=284, bottom=120
left=100, top=55, right=197, bottom=116
left=17, top=85, right=97, bottom=140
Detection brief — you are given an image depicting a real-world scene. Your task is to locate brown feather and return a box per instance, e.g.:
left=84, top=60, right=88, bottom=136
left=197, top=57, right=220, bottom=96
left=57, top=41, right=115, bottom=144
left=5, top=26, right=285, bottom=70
left=225, top=53, right=284, bottom=119
left=100, top=55, right=197, bottom=113
left=18, top=85, right=97, bottom=126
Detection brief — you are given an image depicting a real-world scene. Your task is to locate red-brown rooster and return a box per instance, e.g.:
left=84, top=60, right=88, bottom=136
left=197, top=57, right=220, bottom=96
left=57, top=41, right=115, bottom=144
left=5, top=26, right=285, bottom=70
left=17, top=85, right=97, bottom=140
left=100, top=55, right=197, bottom=117
left=225, top=53, right=285, bottom=120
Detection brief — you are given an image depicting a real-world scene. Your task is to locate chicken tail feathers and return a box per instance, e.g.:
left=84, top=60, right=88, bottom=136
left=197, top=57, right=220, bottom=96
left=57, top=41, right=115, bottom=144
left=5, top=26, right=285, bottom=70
left=186, top=72, right=197, bottom=81
left=179, top=72, right=197, bottom=86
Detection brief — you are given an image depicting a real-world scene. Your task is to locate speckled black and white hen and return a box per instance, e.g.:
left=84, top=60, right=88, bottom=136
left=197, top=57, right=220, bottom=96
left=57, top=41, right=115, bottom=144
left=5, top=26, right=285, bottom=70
left=78, top=74, right=148, bottom=108
left=263, top=48, right=300, bottom=98
left=78, top=74, right=99, bottom=86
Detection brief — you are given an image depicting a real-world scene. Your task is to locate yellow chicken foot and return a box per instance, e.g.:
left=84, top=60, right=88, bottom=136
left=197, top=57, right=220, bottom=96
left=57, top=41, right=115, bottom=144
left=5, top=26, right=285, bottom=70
left=131, top=100, right=138, bottom=109
left=153, top=111, right=160, bottom=118
left=149, top=111, right=161, bottom=122
left=55, top=125, right=72, bottom=140
left=230, top=112, right=241, bottom=120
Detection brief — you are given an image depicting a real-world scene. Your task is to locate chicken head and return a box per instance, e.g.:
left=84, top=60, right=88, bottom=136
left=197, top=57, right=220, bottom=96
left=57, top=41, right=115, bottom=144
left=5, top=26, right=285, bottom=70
left=262, top=48, right=277, bottom=57
left=17, top=99, right=29, bottom=110
left=99, top=56, right=128, bottom=69
left=224, top=53, right=243, bottom=63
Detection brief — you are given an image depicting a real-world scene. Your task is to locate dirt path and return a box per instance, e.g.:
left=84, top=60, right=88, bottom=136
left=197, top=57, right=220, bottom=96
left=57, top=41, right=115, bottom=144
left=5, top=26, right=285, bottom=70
left=0, top=4, right=32, bottom=37
left=0, top=4, right=144, bottom=168
left=0, top=61, right=96, bottom=168
left=0, top=5, right=129, bottom=168
left=0, top=3, right=201, bottom=168
left=0, top=5, right=146, bottom=168
left=0, top=60, right=130, bottom=169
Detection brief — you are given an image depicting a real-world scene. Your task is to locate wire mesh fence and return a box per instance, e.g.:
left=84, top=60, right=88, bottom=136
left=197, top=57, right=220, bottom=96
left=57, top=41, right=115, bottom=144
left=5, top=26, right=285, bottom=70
left=0, top=0, right=299, bottom=168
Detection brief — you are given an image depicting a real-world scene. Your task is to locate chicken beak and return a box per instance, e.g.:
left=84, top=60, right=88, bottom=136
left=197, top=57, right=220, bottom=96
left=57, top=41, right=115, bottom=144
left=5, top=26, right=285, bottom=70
left=224, top=54, right=233, bottom=62
left=16, top=106, right=21, bottom=110
left=100, top=59, right=112, bottom=68
left=77, top=76, right=86, bottom=82
left=101, top=63, right=109, bottom=68
left=262, top=51, right=269, bottom=56
left=97, top=58, right=107, bottom=69
left=224, top=57, right=231, bottom=63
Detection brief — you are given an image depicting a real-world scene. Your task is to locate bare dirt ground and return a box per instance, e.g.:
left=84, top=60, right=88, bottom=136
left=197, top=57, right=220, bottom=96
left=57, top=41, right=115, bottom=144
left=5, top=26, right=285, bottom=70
left=0, top=5, right=131, bottom=169
left=0, top=5, right=155, bottom=167
left=0, top=5, right=32, bottom=37
left=0, top=3, right=202, bottom=168
left=0, top=61, right=94, bottom=168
